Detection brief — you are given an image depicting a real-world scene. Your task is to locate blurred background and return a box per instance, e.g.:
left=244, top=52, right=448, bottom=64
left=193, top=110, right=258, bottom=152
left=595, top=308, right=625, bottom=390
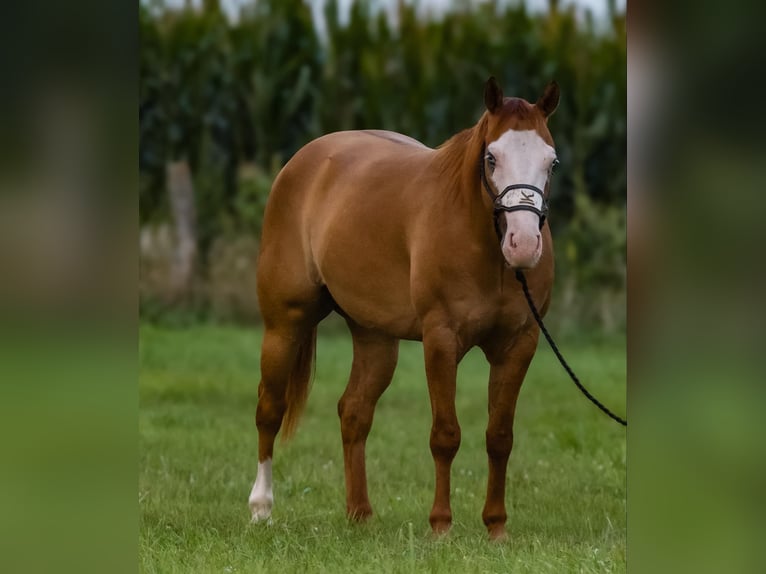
left=139, top=0, right=626, bottom=332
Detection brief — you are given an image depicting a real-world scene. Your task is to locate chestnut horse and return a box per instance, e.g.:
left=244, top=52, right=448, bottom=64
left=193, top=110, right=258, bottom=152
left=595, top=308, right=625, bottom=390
left=249, top=78, right=560, bottom=539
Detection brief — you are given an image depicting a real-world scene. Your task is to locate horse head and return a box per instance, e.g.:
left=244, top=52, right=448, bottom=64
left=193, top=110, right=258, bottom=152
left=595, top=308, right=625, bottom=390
left=482, top=77, right=559, bottom=269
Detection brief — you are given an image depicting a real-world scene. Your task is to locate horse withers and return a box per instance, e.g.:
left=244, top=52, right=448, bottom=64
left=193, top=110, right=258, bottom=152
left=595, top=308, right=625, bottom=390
left=248, top=77, right=560, bottom=540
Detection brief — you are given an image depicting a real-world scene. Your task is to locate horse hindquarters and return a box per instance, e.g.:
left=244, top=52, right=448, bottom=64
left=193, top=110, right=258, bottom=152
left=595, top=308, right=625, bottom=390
left=249, top=173, right=332, bottom=521
left=249, top=323, right=317, bottom=521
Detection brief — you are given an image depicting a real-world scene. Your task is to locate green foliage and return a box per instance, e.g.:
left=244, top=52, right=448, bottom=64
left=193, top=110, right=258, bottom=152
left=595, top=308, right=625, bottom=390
left=140, top=323, right=626, bottom=572
left=232, top=162, right=276, bottom=238
left=562, top=191, right=626, bottom=290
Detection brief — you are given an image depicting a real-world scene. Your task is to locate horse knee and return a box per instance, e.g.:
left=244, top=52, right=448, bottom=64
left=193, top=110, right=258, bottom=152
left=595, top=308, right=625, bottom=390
left=430, top=423, right=461, bottom=459
left=486, top=428, right=514, bottom=459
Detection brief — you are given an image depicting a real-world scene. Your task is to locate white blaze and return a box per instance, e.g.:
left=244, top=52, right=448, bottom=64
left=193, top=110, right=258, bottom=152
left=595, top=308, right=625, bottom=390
left=487, top=129, right=556, bottom=268
left=249, top=459, right=273, bottom=522
left=487, top=129, right=556, bottom=206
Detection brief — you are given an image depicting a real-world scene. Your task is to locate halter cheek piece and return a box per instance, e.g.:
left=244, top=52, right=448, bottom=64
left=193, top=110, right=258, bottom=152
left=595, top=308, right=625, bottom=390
left=479, top=143, right=549, bottom=237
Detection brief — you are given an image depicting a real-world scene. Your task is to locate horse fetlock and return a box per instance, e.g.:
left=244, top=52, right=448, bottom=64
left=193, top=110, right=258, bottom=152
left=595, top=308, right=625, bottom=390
left=482, top=508, right=507, bottom=527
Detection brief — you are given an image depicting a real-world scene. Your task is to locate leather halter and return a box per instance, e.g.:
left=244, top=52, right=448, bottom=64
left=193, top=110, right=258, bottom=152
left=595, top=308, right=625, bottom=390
left=479, top=143, right=549, bottom=235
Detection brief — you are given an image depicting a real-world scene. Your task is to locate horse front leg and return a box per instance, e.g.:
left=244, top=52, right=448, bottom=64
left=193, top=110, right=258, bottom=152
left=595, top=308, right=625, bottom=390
left=422, top=324, right=462, bottom=535
left=337, top=324, right=399, bottom=521
left=481, top=327, right=540, bottom=540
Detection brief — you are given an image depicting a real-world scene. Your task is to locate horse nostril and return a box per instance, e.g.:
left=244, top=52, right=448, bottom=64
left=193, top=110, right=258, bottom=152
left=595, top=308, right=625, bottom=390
left=509, top=233, right=517, bottom=248
left=536, top=234, right=541, bottom=250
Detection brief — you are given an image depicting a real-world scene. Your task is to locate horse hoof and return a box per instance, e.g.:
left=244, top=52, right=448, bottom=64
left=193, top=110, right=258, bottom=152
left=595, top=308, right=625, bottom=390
left=429, top=521, right=452, bottom=536
left=347, top=504, right=373, bottom=522
left=249, top=497, right=273, bottom=522
left=487, top=526, right=508, bottom=542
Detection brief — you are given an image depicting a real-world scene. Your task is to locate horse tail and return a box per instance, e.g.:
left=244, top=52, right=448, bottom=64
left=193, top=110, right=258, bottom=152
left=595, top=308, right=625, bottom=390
left=280, top=326, right=317, bottom=442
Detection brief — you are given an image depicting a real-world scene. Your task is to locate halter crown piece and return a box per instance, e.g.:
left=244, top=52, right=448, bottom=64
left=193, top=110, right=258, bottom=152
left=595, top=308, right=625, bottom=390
left=479, top=143, right=549, bottom=233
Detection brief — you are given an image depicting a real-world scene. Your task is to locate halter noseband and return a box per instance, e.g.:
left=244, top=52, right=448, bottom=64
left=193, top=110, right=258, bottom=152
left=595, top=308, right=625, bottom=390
left=479, top=143, right=549, bottom=234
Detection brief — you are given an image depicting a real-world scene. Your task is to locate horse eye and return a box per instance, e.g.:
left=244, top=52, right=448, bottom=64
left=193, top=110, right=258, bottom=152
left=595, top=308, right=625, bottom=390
left=552, top=158, right=560, bottom=170
left=486, top=153, right=496, bottom=172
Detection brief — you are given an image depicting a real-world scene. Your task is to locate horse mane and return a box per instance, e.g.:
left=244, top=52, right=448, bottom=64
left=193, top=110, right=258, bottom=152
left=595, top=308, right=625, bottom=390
left=432, top=113, right=488, bottom=200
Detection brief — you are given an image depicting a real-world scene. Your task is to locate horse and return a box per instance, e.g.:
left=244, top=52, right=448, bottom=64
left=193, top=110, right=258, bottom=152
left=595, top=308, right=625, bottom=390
left=248, top=77, right=560, bottom=540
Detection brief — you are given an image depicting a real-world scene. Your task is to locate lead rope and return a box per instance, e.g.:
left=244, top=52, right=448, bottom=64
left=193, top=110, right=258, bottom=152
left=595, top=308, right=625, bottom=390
left=515, top=270, right=627, bottom=427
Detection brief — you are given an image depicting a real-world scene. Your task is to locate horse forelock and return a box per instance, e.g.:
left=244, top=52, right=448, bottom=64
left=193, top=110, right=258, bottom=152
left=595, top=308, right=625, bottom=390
left=502, top=98, right=535, bottom=120
left=489, top=97, right=554, bottom=146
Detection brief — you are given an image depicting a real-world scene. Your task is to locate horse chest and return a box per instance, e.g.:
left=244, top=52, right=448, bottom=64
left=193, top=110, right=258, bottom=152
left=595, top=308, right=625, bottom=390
left=447, top=294, right=531, bottom=345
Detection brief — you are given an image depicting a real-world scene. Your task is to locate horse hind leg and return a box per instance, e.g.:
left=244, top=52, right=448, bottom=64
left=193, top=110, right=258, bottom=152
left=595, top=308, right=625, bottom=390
left=337, top=323, right=399, bottom=521
left=249, top=326, right=305, bottom=521
left=249, top=291, right=331, bottom=522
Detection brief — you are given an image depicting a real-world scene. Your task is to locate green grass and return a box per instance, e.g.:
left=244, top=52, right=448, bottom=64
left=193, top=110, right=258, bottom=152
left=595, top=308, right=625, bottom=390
left=140, top=322, right=626, bottom=573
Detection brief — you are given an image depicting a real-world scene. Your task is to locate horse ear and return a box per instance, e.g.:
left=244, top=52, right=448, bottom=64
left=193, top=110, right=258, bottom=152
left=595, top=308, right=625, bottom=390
left=537, top=81, right=560, bottom=118
left=484, top=76, right=504, bottom=114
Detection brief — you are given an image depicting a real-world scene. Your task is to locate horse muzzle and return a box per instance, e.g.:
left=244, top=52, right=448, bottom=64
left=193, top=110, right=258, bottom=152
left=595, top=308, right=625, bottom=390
left=500, top=211, right=542, bottom=269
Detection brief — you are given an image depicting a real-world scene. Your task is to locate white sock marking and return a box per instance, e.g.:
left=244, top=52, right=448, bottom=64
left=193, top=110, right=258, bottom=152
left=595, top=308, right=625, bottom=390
left=248, top=458, right=273, bottom=522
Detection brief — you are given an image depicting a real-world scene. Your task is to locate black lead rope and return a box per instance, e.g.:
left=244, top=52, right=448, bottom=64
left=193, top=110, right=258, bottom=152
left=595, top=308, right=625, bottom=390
left=515, top=270, right=627, bottom=427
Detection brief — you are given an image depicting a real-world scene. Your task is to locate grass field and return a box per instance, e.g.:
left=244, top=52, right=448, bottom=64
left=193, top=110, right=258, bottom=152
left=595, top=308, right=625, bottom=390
left=139, top=322, right=626, bottom=573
